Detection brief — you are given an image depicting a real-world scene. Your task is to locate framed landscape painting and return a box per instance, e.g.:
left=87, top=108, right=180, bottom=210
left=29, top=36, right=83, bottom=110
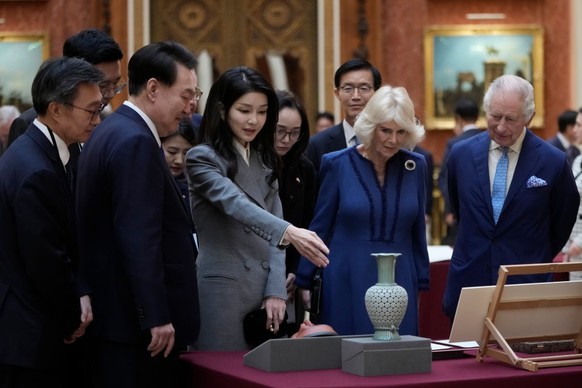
left=424, top=25, right=544, bottom=129
left=0, top=33, right=48, bottom=111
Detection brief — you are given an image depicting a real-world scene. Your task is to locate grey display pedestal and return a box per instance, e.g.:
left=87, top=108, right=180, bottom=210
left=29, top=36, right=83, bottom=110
left=342, top=335, right=432, bottom=376
left=244, top=335, right=367, bottom=372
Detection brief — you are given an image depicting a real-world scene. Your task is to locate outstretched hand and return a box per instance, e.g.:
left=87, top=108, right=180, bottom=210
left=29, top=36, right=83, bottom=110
left=284, top=225, right=329, bottom=267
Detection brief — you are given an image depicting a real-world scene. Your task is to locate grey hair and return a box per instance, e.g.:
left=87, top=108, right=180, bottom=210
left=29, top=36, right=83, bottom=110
left=354, top=85, right=424, bottom=149
left=32, top=56, right=104, bottom=115
left=483, top=74, right=535, bottom=120
left=0, top=105, right=20, bottom=126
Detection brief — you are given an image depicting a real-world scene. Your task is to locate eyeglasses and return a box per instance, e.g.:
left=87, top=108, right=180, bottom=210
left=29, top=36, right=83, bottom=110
left=275, top=128, right=301, bottom=142
left=99, top=78, right=127, bottom=97
left=193, top=87, right=203, bottom=101
left=66, top=102, right=106, bottom=122
left=181, top=87, right=204, bottom=105
left=338, top=84, right=373, bottom=95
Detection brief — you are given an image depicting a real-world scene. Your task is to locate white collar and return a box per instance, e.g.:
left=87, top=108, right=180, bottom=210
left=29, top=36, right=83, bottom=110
left=34, top=118, right=70, bottom=167
left=123, top=100, right=161, bottom=147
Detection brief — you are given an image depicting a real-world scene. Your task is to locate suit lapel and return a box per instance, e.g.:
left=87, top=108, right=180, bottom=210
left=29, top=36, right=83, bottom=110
left=471, top=132, right=493, bottom=217
left=27, top=125, right=70, bottom=195
left=503, top=130, right=540, bottom=210
left=233, top=150, right=268, bottom=209
left=327, top=124, right=348, bottom=150
left=116, top=104, right=191, bottom=215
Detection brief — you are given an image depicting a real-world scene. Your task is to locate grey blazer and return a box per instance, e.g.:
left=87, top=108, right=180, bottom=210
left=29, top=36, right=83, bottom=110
left=186, top=144, right=289, bottom=350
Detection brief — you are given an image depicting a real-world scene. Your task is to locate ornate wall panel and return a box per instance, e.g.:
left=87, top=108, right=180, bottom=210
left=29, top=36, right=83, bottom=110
left=150, top=0, right=317, bottom=120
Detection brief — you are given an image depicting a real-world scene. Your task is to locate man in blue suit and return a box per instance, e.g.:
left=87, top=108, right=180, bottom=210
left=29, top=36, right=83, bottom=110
left=0, top=57, right=103, bottom=387
left=76, top=42, right=200, bottom=388
left=442, top=74, right=579, bottom=320
left=305, top=58, right=382, bottom=174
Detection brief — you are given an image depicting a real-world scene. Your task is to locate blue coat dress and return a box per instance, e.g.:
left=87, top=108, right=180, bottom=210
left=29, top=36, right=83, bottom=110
left=295, top=147, right=430, bottom=335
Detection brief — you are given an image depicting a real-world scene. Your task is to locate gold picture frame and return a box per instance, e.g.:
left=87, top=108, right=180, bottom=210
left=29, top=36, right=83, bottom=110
left=0, top=32, right=49, bottom=111
left=424, top=24, right=544, bottom=130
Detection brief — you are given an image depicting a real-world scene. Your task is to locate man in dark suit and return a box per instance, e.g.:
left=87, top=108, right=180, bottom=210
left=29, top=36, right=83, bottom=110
left=305, top=58, right=382, bottom=174
left=547, top=109, right=580, bottom=165
left=76, top=41, right=200, bottom=388
left=438, top=99, right=483, bottom=246
left=8, top=29, right=124, bottom=148
left=0, top=57, right=104, bottom=387
left=442, top=75, right=579, bottom=320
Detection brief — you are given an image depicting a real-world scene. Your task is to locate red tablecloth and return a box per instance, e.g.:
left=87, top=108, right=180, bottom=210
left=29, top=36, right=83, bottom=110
left=418, top=260, right=451, bottom=340
left=181, top=350, right=582, bottom=387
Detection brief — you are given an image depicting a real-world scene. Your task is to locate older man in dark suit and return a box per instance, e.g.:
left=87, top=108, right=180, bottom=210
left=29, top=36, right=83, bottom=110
left=76, top=41, right=200, bottom=388
left=0, top=57, right=103, bottom=387
left=443, top=75, right=579, bottom=320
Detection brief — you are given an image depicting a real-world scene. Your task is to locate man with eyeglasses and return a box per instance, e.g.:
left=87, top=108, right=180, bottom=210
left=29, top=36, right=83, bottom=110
left=442, top=74, right=579, bottom=322
left=305, top=58, right=382, bottom=174
left=0, top=57, right=103, bottom=388
left=8, top=29, right=124, bottom=147
left=75, top=41, right=200, bottom=388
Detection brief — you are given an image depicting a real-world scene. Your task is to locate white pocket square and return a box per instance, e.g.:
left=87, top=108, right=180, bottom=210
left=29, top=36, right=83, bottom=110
left=527, top=175, right=547, bottom=188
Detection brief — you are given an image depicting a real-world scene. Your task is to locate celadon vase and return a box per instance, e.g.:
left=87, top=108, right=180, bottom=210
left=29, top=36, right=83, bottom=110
left=364, top=253, right=408, bottom=341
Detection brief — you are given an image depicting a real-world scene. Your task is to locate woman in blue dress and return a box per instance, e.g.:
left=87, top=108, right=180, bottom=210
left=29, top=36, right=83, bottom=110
left=295, top=85, right=430, bottom=336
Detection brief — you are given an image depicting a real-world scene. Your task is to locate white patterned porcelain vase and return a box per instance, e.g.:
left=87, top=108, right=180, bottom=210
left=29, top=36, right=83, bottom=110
left=365, top=253, right=408, bottom=341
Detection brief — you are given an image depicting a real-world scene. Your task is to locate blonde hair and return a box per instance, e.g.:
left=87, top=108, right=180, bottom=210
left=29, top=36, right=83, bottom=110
left=354, top=85, right=424, bottom=149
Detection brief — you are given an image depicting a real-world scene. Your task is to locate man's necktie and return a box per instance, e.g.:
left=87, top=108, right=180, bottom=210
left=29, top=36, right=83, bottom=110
left=65, top=162, right=75, bottom=194
left=351, top=135, right=360, bottom=146
left=491, top=147, right=509, bottom=224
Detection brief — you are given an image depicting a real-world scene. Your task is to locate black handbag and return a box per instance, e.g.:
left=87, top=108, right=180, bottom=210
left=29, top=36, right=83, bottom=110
left=243, top=308, right=288, bottom=348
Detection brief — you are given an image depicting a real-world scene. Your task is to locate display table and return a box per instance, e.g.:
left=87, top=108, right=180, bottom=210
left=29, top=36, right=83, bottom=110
left=181, top=350, right=582, bottom=387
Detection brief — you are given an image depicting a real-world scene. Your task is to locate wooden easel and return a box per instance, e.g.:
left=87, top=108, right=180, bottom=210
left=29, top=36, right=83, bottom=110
left=477, top=262, right=582, bottom=372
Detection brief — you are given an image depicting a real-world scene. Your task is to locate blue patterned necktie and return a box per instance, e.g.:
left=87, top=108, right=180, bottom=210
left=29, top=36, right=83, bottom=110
left=491, top=147, right=509, bottom=224
left=351, top=135, right=360, bottom=146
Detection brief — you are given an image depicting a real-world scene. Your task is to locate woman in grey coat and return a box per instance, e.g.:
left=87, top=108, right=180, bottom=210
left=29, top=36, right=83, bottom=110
left=186, top=67, right=328, bottom=350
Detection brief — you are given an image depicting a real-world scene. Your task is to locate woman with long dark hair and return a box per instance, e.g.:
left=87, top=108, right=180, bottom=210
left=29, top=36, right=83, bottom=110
left=186, top=67, right=328, bottom=350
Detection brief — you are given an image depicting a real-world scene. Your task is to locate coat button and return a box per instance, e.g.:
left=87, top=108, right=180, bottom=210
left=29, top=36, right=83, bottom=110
left=261, top=261, right=269, bottom=269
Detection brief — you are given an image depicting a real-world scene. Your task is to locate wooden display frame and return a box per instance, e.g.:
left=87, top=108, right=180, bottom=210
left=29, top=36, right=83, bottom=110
left=477, top=262, right=582, bottom=372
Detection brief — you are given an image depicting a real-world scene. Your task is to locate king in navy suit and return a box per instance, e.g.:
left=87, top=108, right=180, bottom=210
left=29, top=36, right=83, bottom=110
left=443, top=75, right=579, bottom=320
left=76, top=42, right=200, bottom=388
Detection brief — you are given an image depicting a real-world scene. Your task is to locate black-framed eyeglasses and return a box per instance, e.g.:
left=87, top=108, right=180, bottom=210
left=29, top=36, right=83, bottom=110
left=275, top=128, right=301, bottom=142
left=338, top=84, right=373, bottom=95
left=66, top=102, right=106, bottom=121
left=100, top=78, right=127, bottom=97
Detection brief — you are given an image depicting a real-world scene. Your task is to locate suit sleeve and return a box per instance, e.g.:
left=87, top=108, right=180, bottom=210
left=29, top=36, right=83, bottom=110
left=109, top=135, right=171, bottom=330
left=447, top=147, right=460, bottom=222
left=186, top=146, right=290, bottom=246
left=14, top=170, right=80, bottom=336
left=264, top=186, right=288, bottom=300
